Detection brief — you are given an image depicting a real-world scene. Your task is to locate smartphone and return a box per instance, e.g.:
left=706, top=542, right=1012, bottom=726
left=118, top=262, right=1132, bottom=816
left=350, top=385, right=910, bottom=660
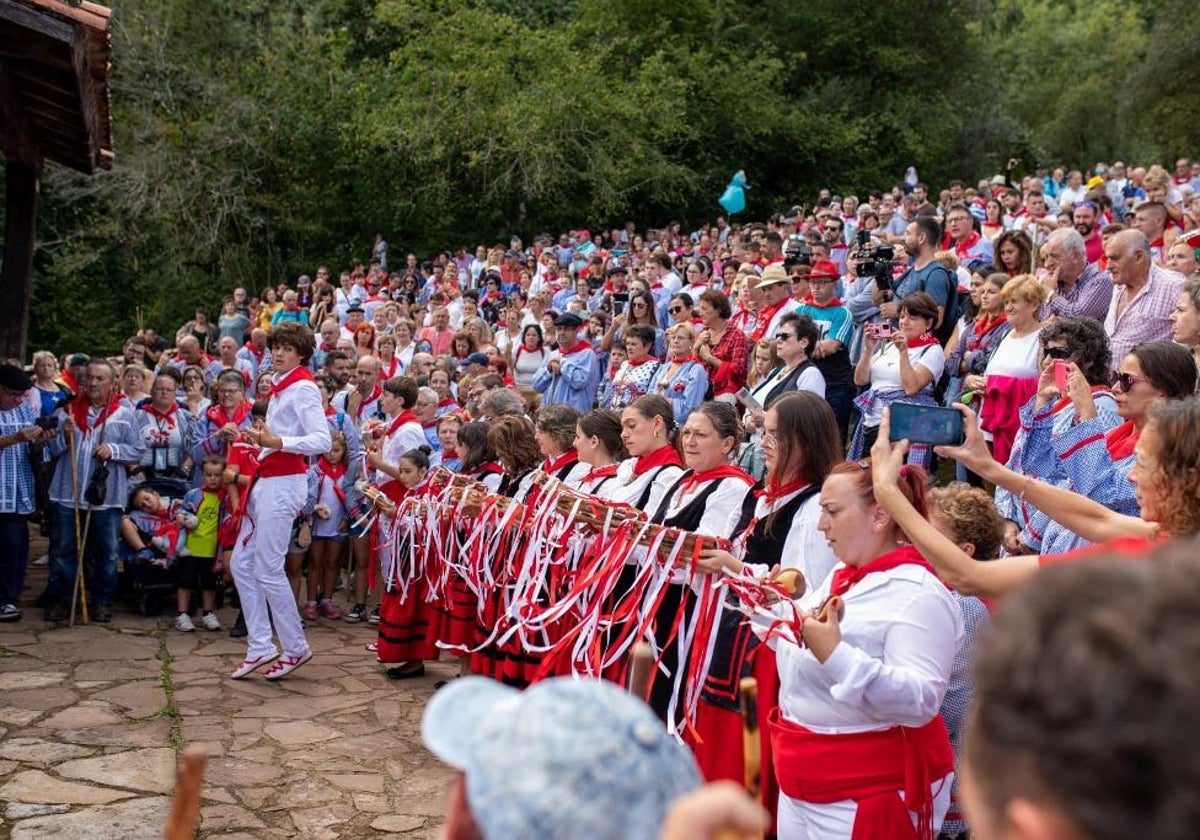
left=888, top=403, right=965, bottom=447
left=1054, top=360, right=1069, bottom=391
left=613, top=299, right=626, bottom=316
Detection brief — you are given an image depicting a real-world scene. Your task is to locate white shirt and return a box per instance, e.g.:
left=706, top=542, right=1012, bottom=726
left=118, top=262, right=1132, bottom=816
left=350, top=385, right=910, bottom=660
left=374, top=420, right=426, bottom=486
left=863, top=343, right=945, bottom=426
left=749, top=361, right=826, bottom=403
left=605, top=457, right=686, bottom=513
left=766, top=562, right=962, bottom=733
left=263, top=371, right=331, bottom=461
left=742, top=488, right=838, bottom=592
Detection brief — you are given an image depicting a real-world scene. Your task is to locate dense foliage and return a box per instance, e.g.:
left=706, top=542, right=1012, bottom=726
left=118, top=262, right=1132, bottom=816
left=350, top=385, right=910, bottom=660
left=5, top=0, right=1196, bottom=354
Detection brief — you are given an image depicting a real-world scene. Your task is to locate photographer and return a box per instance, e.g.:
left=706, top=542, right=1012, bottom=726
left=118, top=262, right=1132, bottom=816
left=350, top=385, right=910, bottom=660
left=0, top=364, right=52, bottom=621
left=872, top=216, right=956, bottom=344
left=44, top=358, right=146, bottom=623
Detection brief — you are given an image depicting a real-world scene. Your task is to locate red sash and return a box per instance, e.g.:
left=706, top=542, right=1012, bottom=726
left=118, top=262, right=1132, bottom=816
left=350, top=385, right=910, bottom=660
left=770, top=710, right=954, bottom=840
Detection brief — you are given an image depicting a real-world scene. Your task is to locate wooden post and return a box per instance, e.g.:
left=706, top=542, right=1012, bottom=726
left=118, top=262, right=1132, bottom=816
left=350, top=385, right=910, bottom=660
left=0, top=159, right=40, bottom=363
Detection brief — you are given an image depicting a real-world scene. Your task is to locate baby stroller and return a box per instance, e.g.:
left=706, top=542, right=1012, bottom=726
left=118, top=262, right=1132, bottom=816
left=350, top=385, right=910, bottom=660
left=120, top=476, right=192, bottom=616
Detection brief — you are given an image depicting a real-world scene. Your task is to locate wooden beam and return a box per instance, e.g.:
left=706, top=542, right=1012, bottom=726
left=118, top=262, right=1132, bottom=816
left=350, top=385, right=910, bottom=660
left=0, top=160, right=40, bottom=363
left=0, top=56, right=39, bottom=167
left=72, top=21, right=100, bottom=173
left=20, top=0, right=109, bottom=31
left=0, top=28, right=74, bottom=68
left=0, top=0, right=73, bottom=43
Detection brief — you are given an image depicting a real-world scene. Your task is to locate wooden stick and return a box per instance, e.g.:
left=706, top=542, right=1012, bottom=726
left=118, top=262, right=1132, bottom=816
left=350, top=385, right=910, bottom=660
left=739, top=677, right=761, bottom=803
left=67, top=430, right=88, bottom=627
left=163, top=745, right=207, bottom=840
left=626, top=641, right=655, bottom=702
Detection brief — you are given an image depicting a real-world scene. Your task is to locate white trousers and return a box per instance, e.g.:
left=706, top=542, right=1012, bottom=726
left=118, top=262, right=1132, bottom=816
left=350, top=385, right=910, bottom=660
left=777, top=773, right=953, bottom=840
left=231, top=474, right=309, bottom=660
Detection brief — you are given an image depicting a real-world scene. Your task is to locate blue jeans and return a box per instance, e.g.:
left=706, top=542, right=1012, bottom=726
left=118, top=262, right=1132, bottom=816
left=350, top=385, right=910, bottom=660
left=48, top=504, right=121, bottom=607
left=824, top=385, right=855, bottom=448
left=0, top=513, right=30, bottom=605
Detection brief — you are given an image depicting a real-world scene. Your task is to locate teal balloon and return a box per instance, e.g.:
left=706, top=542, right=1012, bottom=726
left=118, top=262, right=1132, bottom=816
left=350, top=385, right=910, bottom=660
left=718, top=170, right=747, bottom=214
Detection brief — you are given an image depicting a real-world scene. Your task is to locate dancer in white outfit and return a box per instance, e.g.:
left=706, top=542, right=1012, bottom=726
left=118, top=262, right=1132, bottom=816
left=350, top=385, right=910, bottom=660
left=230, top=323, right=331, bottom=681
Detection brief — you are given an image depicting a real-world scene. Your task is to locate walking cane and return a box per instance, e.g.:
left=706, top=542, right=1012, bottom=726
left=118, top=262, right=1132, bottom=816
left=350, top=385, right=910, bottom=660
left=67, top=429, right=89, bottom=626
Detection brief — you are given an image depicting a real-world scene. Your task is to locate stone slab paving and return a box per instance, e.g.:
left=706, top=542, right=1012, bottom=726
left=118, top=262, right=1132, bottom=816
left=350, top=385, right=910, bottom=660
left=0, top=557, right=454, bottom=839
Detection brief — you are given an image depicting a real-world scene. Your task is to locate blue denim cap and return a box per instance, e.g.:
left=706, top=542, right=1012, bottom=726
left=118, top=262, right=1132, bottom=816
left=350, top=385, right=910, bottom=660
left=422, top=676, right=702, bottom=840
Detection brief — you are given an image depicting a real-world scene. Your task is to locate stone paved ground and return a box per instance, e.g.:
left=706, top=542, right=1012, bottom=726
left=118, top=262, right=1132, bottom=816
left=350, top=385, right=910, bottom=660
left=0, top=546, right=452, bottom=839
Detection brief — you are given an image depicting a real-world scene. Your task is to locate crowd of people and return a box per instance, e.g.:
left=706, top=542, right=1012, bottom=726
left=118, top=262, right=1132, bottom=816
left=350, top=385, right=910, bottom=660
left=3, top=155, right=1200, bottom=838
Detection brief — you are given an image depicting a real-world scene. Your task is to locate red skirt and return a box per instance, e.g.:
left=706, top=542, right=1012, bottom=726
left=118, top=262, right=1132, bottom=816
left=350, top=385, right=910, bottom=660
left=376, top=578, right=439, bottom=664
left=430, top=575, right=477, bottom=655
left=686, top=645, right=781, bottom=836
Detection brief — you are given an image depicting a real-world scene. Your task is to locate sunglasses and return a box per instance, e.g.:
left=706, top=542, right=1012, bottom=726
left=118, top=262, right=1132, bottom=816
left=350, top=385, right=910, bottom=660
left=669, top=306, right=686, bottom=314
left=1111, top=371, right=1150, bottom=391
left=774, top=332, right=795, bottom=341
left=1044, top=346, right=1072, bottom=360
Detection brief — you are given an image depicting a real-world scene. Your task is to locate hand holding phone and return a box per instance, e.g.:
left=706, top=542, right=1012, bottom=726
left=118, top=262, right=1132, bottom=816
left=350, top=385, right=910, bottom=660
left=1053, top=360, right=1070, bottom=392
left=887, top=403, right=965, bottom=447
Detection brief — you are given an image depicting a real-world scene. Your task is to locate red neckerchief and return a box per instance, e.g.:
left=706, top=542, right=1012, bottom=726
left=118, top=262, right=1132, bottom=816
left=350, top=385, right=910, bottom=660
left=1049, top=384, right=1111, bottom=415
left=1150, top=236, right=1164, bottom=249
left=380, top=356, right=399, bottom=379
left=560, top=339, right=592, bottom=356
left=805, top=296, right=843, bottom=309
left=541, top=449, right=579, bottom=474
left=438, top=397, right=457, bottom=409
left=581, top=463, right=619, bottom=484
left=669, top=353, right=699, bottom=364
left=71, top=393, right=121, bottom=433
left=442, top=448, right=459, bottom=460
left=625, top=355, right=659, bottom=368
left=324, top=404, right=336, bottom=418
left=968, top=313, right=1007, bottom=350
left=905, top=332, right=939, bottom=350
left=750, top=298, right=789, bottom=342
left=1106, top=420, right=1140, bottom=461
left=206, top=401, right=251, bottom=429
left=386, top=409, right=419, bottom=437
left=175, top=352, right=213, bottom=367
left=355, top=383, right=382, bottom=418
left=953, top=231, right=982, bottom=261
left=678, top=464, right=753, bottom=495
left=829, top=544, right=944, bottom=598
left=270, top=365, right=315, bottom=398
left=317, top=456, right=347, bottom=504
left=632, top=444, right=684, bottom=477
left=474, top=462, right=504, bottom=477
left=140, top=401, right=178, bottom=429
left=759, top=476, right=809, bottom=503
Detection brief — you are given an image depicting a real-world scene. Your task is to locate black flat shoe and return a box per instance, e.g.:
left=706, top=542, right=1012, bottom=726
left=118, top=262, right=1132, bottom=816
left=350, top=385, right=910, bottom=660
left=385, top=663, right=425, bottom=680
left=229, top=611, right=248, bottom=638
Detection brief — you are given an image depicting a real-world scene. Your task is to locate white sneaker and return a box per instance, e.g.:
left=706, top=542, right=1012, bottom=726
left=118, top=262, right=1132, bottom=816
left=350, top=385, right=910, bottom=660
left=174, top=613, right=195, bottom=632
left=200, top=612, right=221, bottom=631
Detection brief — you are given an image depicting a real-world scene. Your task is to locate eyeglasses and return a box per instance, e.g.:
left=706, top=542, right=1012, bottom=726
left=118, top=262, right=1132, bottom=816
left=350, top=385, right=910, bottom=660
left=1044, top=346, right=1072, bottom=360
left=946, top=216, right=970, bottom=224
left=669, top=306, right=685, bottom=314
left=1111, top=371, right=1151, bottom=392
left=775, top=332, right=795, bottom=341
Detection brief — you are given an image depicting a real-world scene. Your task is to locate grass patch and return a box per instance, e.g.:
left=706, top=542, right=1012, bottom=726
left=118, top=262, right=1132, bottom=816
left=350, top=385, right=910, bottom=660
left=155, top=625, right=185, bottom=752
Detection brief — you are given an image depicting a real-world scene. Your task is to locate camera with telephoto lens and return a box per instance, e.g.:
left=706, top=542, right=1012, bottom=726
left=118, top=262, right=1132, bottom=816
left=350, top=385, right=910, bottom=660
left=782, top=235, right=813, bottom=269
left=853, top=228, right=895, bottom=291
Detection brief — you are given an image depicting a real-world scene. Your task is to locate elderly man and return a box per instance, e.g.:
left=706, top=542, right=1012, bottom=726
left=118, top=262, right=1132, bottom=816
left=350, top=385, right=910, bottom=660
left=531, top=313, right=600, bottom=414
left=45, top=359, right=146, bottom=623
left=165, top=336, right=221, bottom=385
left=1104, top=229, right=1187, bottom=374
left=408, top=352, right=435, bottom=380
left=335, top=355, right=383, bottom=428
left=1038, top=228, right=1114, bottom=322
left=748, top=264, right=795, bottom=344
left=944, top=202, right=994, bottom=265
left=237, top=328, right=271, bottom=380
left=216, top=336, right=254, bottom=389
